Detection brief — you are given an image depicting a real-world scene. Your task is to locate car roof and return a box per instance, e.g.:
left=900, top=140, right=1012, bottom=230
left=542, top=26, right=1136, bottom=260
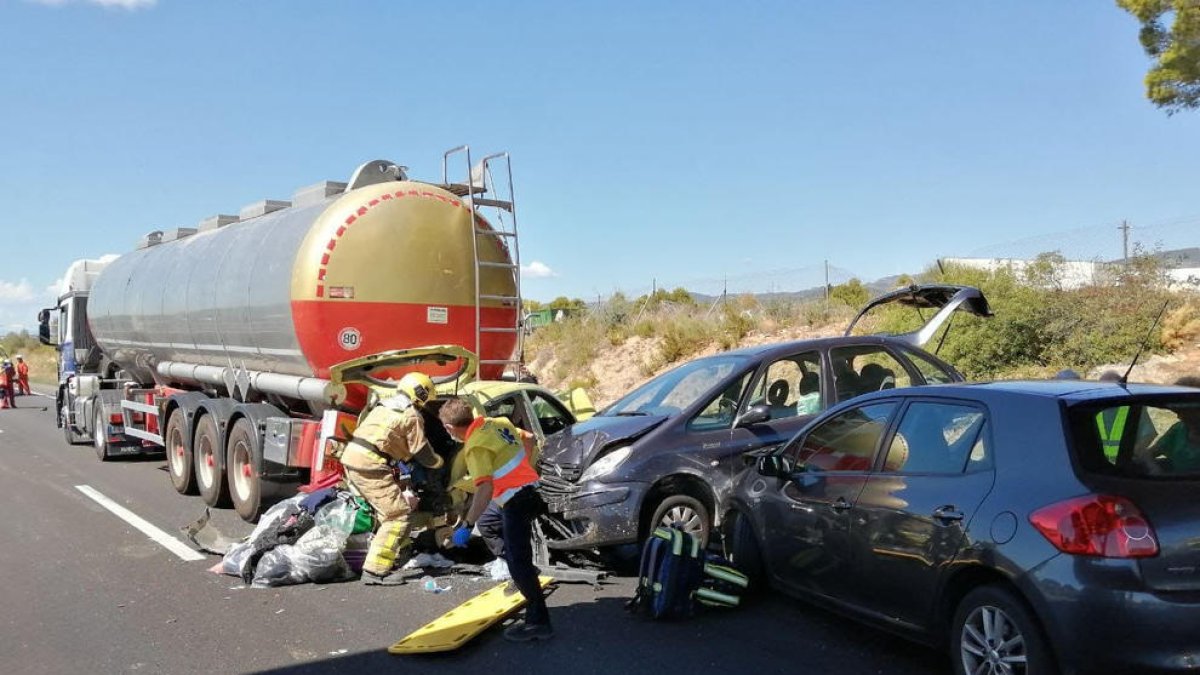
left=718, top=334, right=901, bottom=358
left=849, top=380, right=1200, bottom=405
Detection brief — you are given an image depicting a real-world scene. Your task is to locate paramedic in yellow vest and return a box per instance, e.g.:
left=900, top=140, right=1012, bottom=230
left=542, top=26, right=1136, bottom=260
left=342, top=372, right=444, bottom=585
left=439, top=397, right=552, bottom=642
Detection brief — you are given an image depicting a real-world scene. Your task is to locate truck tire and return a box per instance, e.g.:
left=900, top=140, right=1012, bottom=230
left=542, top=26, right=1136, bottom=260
left=194, top=414, right=231, bottom=508
left=62, top=404, right=86, bottom=446
left=93, top=406, right=112, bottom=461
left=226, top=418, right=263, bottom=522
left=165, top=408, right=198, bottom=495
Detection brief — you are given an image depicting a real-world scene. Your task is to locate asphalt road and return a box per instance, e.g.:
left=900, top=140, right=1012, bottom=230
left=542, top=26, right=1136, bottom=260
left=0, top=394, right=951, bottom=675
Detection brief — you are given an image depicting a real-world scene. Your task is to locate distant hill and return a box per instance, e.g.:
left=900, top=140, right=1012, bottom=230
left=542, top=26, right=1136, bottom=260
left=1106, top=247, right=1200, bottom=268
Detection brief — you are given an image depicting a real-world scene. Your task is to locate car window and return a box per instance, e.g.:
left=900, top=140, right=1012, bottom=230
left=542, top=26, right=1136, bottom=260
left=483, top=395, right=533, bottom=433
left=605, top=354, right=749, bottom=417
left=746, top=351, right=822, bottom=420
left=830, top=345, right=913, bottom=403
left=903, top=348, right=956, bottom=384
left=1070, top=398, right=1200, bottom=478
left=688, top=371, right=754, bottom=432
left=791, top=402, right=897, bottom=471
left=527, top=391, right=572, bottom=437
left=882, top=402, right=987, bottom=474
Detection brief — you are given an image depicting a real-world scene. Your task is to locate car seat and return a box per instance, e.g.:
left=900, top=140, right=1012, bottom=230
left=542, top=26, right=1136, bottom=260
left=833, top=358, right=861, bottom=401
left=858, top=363, right=896, bottom=392
left=767, top=379, right=792, bottom=418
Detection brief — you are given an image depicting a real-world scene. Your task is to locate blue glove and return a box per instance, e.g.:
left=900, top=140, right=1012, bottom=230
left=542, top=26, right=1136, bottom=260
left=451, top=524, right=472, bottom=548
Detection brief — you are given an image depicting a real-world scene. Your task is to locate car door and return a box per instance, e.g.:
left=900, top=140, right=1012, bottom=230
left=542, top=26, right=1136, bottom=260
left=851, top=399, right=996, bottom=629
left=688, top=351, right=827, bottom=499
left=759, top=401, right=899, bottom=605
left=525, top=389, right=575, bottom=441
left=482, top=392, right=536, bottom=435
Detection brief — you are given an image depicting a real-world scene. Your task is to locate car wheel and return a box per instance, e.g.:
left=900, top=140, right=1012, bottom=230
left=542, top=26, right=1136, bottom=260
left=93, top=406, right=111, bottom=461
left=651, top=494, right=710, bottom=544
left=728, top=513, right=766, bottom=592
left=165, top=408, right=197, bottom=495
left=226, top=418, right=263, bottom=522
left=951, top=584, right=1054, bottom=675
left=194, top=414, right=231, bottom=508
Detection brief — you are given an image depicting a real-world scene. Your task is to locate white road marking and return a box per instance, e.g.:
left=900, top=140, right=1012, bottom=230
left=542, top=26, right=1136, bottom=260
left=74, top=485, right=205, bottom=561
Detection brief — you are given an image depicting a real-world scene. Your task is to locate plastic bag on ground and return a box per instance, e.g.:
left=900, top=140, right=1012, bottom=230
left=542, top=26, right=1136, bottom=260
left=220, top=495, right=306, bottom=577
left=484, top=558, right=511, bottom=580
left=251, top=525, right=354, bottom=588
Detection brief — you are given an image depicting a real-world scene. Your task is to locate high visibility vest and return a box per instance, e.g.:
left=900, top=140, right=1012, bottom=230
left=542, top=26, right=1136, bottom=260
left=1096, top=407, right=1129, bottom=461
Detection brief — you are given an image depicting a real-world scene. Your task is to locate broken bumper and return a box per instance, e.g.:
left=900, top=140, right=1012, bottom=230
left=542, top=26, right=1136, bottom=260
left=539, top=478, right=644, bottom=550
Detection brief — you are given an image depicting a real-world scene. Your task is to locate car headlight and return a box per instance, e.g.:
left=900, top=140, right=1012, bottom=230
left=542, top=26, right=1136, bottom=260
left=579, top=445, right=633, bottom=483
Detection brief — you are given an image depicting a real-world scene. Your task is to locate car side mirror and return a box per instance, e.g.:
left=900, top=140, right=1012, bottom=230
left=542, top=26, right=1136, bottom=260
left=736, top=404, right=771, bottom=428
left=756, top=453, right=794, bottom=478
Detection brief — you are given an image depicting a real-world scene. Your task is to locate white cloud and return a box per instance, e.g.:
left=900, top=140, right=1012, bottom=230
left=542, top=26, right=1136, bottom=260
left=521, top=261, right=557, bottom=279
left=0, top=279, right=35, bottom=303
left=27, top=0, right=157, bottom=9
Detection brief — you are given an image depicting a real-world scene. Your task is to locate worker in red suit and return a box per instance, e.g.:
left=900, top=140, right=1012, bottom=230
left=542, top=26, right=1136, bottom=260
left=0, top=360, right=15, bottom=409
left=15, top=355, right=30, bottom=396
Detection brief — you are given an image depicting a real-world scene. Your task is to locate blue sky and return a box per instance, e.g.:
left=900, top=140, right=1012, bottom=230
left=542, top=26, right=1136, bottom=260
left=1, top=0, right=1197, bottom=331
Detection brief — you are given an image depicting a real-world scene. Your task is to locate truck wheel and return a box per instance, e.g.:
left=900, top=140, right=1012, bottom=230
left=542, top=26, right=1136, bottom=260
left=227, top=418, right=263, bottom=522
left=62, top=405, right=85, bottom=446
left=194, top=414, right=231, bottom=508
left=165, top=409, right=197, bottom=495
left=650, top=494, right=710, bottom=545
left=93, top=406, right=112, bottom=461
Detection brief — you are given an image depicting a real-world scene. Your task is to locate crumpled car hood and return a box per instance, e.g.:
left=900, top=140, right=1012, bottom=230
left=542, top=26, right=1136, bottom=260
left=540, top=414, right=668, bottom=468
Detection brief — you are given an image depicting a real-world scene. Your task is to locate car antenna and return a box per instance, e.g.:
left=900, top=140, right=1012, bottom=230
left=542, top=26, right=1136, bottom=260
left=1120, top=300, right=1171, bottom=386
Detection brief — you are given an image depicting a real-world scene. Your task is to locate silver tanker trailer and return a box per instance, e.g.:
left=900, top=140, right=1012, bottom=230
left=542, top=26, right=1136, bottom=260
left=38, top=147, right=523, bottom=520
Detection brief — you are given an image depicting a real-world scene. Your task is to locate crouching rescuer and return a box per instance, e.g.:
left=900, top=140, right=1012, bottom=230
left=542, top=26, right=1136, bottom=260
left=439, top=398, right=553, bottom=642
left=342, top=372, right=444, bottom=585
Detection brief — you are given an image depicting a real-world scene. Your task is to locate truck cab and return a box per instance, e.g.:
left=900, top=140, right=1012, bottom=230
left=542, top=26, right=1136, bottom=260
left=38, top=258, right=129, bottom=455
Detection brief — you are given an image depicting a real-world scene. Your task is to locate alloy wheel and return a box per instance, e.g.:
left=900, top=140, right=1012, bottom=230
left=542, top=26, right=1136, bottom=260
left=960, top=604, right=1028, bottom=675
left=660, top=505, right=704, bottom=536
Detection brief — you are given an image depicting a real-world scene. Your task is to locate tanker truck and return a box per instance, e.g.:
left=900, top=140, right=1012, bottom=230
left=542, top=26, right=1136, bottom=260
left=38, top=147, right=524, bottom=520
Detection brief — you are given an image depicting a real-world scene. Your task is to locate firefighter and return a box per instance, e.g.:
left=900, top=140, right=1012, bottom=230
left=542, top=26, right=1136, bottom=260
left=341, top=372, right=444, bottom=585
left=0, top=360, right=14, bottom=409
left=440, top=397, right=553, bottom=642
left=15, top=355, right=29, bottom=396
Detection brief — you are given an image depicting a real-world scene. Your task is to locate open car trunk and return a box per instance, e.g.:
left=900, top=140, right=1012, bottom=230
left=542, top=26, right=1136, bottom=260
left=844, top=284, right=993, bottom=348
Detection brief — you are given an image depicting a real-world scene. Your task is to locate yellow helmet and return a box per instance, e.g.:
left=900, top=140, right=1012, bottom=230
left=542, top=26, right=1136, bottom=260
left=398, top=372, right=436, bottom=407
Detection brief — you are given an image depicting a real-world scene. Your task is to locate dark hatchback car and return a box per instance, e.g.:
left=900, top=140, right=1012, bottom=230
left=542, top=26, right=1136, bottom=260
left=725, top=381, right=1200, bottom=675
left=537, top=285, right=993, bottom=554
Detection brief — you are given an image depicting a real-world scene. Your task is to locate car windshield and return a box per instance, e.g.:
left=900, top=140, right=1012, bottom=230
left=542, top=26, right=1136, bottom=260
left=1069, top=395, right=1200, bottom=479
left=603, top=354, right=749, bottom=418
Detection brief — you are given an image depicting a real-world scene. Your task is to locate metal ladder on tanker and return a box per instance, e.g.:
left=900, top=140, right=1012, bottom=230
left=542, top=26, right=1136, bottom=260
left=442, top=146, right=523, bottom=381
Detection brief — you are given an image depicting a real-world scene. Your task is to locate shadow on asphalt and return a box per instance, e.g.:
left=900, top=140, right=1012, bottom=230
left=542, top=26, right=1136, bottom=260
left=252, top=592, right=949, bottom=675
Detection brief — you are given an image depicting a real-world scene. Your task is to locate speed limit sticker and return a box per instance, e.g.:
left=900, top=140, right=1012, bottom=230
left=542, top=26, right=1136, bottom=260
left=338, top=327, right=362, bottom=351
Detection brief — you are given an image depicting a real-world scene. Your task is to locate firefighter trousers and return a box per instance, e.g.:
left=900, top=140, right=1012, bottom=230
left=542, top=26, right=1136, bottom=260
left=344, top=464, right=413, bottom=576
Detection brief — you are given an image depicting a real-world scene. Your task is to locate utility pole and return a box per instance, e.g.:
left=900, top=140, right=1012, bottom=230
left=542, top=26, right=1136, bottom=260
left=824, top=259, right=830, bottom=300
left=1119, top=220, right=1131, bottom=265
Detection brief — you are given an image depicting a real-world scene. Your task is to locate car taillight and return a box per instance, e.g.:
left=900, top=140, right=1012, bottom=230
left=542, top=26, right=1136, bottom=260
left=1030, top=495, right=1158, bottom=558
left=110, top=413, right=123, bottom=424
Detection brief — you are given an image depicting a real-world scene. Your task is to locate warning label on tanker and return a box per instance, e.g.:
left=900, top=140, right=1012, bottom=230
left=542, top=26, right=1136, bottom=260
left=427, top=307, right=449, bottom=324
left=338, top=327, right=362, bottom=351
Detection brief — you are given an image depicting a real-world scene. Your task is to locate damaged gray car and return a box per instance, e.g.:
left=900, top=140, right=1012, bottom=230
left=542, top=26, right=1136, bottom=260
left=537, top=284, right=993, bottom=557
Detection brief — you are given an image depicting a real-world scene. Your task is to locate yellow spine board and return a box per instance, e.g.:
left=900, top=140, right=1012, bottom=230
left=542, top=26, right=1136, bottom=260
left=388, top=576, right=554, bottom=654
